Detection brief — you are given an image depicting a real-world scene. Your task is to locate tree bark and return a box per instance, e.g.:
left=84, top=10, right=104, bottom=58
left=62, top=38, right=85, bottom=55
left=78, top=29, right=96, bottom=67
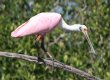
left=0, top=51, right=100, bottom=80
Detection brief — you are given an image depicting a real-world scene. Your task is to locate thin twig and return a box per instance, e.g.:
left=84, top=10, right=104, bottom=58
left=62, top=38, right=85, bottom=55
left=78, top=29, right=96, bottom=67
left=49, top=33, right=66, bottom=46
left=0, top=51, right=101, bottom=80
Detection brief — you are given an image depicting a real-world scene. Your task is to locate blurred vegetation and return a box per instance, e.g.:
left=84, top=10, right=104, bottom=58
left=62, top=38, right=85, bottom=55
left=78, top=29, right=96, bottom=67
left=0, top=0, right=110, bottom=80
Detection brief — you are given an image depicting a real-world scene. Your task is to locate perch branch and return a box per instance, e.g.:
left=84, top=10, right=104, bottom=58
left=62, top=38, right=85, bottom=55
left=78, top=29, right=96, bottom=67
left=0, top=51, right=100, bottom=80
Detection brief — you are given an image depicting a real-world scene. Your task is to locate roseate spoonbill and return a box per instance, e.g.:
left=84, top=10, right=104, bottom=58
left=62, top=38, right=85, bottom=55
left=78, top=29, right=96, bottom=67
left=11, top=12, right=96, bottom=59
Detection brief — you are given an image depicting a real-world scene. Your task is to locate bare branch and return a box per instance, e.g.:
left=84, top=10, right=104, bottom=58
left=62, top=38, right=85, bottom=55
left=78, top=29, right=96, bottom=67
left=0, top=51, right=100, bottom=80
left=49, top=33, right=66, bottom=46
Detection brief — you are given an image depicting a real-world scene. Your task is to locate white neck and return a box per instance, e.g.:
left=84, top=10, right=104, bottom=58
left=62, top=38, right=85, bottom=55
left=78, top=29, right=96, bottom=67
left=59, top=18, right=81, bottom=31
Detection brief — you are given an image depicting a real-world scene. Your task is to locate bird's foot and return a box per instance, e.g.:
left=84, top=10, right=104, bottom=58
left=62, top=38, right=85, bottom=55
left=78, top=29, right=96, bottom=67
left=37, top=57, right=46, bottom=65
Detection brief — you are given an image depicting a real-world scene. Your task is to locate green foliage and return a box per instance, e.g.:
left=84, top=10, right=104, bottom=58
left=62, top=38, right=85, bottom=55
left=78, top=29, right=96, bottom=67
left=0, top=0, right=110, bottom=80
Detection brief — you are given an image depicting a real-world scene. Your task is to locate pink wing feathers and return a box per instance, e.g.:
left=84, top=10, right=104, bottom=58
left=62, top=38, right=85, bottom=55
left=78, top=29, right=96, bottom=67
left=11, top=12, right=61, bottom=38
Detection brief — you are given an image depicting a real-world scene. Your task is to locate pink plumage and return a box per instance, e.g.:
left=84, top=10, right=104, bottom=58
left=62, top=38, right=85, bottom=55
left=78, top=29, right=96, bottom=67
left=11, top=12, right=61, bottom=37
left=11, top=12, right=96, bottom=58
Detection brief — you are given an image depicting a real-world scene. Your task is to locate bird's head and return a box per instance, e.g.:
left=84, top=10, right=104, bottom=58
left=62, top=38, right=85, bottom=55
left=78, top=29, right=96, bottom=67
left=79, top=25, right=88, bottom=32
left=70, top=24, right=88, bottom=32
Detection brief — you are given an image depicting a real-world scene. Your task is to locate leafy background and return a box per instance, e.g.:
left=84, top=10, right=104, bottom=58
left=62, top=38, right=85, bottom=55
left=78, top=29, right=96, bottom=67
left=0, top=0, right=110, bottom=80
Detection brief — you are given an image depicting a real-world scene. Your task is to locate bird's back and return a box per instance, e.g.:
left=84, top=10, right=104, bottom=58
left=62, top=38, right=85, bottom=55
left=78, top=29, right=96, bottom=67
left=11, top=12, right=61, bottom=37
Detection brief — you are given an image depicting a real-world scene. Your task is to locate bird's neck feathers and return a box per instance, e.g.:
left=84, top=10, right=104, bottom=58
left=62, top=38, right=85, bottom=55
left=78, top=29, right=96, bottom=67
left=59, top=18, right=81, bottom=31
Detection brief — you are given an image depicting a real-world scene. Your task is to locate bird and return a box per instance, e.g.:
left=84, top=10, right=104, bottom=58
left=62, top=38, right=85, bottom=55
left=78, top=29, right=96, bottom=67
left=11, top=12, right=96, bottom=60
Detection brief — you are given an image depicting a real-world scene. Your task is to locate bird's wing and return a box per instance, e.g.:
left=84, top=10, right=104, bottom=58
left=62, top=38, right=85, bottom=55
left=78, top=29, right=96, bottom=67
left=11, top=15, right=49, bottom=37
left=11, top=13, right=61, bottom=38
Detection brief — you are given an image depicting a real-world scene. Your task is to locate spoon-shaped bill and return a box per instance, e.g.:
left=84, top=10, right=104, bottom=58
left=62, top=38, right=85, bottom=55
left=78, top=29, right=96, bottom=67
left=82, top=31, right=96, bottom=55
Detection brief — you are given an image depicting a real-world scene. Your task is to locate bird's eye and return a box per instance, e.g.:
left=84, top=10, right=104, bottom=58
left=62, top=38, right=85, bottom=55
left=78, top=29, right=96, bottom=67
left=84, top=28, right=87, bottom=31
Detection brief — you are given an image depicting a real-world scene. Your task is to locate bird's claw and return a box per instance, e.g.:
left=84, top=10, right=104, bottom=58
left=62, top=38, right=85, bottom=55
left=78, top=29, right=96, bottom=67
left=37, top=57, right=46, bottom=65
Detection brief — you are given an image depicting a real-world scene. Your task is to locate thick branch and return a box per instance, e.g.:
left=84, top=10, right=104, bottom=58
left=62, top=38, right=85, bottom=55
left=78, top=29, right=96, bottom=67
left=0, top=51, right=100, bottom=80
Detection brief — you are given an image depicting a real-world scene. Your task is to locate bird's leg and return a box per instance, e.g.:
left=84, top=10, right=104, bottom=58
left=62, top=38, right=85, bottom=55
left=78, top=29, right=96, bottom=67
left=41, top=37, right=53, bottom=59
left=41, top=37, right=55, bottom=73
left=41, top=37, right=63, bottom=62
left=40, top=37, right=66, bottom=74
left=41, top=38, right=67, bottom=70
left=35, top=35, right=45, bottom=63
